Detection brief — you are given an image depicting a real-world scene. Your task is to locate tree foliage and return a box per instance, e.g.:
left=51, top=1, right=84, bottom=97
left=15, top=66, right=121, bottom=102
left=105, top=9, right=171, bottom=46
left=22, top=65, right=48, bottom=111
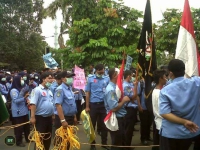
left=46, top=0, right=143, bottom=69
left=0, top=0, right=47, bottom=71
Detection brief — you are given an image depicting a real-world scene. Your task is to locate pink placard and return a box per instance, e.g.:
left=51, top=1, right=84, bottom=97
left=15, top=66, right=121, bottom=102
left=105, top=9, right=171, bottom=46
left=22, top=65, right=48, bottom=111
left=73, top=65, right=86, bottom=90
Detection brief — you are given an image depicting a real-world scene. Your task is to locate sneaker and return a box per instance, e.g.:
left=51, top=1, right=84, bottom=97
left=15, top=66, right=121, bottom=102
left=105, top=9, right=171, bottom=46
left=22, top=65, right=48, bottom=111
left=78, top=121, right=82, bottom=125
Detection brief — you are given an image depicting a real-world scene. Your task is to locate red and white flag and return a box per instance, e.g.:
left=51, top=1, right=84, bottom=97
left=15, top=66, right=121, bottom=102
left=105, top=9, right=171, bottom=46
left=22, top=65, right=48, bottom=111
left=175, top=0, right=200, bottom=76
left=116, top=59, right=125, bottom=101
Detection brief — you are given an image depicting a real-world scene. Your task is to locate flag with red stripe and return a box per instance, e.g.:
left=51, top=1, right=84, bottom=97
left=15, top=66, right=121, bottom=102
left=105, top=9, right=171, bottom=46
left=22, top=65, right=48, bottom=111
left=175, top=0, right=200, bottom=76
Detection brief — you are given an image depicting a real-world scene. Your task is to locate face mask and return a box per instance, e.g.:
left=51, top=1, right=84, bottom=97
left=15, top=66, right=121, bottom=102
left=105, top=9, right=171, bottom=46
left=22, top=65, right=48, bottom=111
left=35, top=76, right=38, bottom=79
left=1, top=78, right=6, bottom=82
left=23, top=76, right=27, bottom=80
left=21, top=80, right=25, bottom=86
left=96, top=74, right=103, bottom=78
left=131, top=77, right=135, bottom=82
left=66, top=78, right=73, bottom=85
left=105, top=66, right=108, bottom=69
left=45, top=82, right=52, bottom=88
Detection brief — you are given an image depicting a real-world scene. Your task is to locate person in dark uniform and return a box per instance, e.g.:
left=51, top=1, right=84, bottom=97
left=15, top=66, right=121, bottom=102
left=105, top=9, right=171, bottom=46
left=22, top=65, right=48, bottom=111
left=10, top=75, right=30, bottom=147
left=85, top=64, right=110, bottom=150
left=30, top=72, right=54, bottom=150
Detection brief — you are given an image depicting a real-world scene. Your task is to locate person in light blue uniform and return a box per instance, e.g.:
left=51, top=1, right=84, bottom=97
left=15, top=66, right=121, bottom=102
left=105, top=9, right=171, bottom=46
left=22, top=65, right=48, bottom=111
left=159, top=59, right=200, bottom=150
left=30, top=72, right=54, bottom=150
left=49, top=72, right=62, bottom=96
left=85, top=64, right=110, bottom=150
left=6, top=76, right=12, bottom=91
left=0, top=75, right=9, bottom=98
left=73, top=87, right=83, bottom=125
left=123, top=70, right=139, bottom=149
left=104, top=68, right=130, bottom=150
left=138, top=79, right=153, bottom=145
left=10, top=75, right=30, bottom=147
left=54, top=71, right=77, bottom=134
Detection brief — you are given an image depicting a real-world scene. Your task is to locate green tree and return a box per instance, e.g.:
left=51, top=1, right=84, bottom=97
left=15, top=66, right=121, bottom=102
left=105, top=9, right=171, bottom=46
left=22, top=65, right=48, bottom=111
left=47, top=0, right=142, bottom=69
left=0, top=0, right=47, bottom=71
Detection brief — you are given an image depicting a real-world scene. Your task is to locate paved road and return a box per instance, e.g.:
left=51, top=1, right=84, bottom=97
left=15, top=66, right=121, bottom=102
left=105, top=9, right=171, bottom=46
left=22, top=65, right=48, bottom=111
left=0, top=121, right=194, bottom=150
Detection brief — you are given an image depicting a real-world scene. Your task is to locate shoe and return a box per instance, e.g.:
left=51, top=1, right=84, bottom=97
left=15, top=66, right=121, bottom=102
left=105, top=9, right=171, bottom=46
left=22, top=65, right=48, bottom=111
left=147, top=137, right=153, bottom=142
left=133, top=128, right=139, bottom=131
left=97, top=131, right=101, bottom=136
left=90, top=145, right=96, bottom=150
left=101, top=146, right=110, bottom=150
left=141, top=140, right=148, bottom=145
left=78, top=121, right=82, bottom=125
left=17, top=143, right=26, bottom=147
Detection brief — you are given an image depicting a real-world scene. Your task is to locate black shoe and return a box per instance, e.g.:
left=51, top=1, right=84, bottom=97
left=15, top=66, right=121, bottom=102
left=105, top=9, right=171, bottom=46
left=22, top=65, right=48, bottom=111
left=141, top=140, right=148, bottom=145
left=90, top=146, right=96, bottom=150
left=147, top=137, right=153, bottom=142
left=101, top=146, right=110, bottom=150
left=17, top=143, right=26, bottom=147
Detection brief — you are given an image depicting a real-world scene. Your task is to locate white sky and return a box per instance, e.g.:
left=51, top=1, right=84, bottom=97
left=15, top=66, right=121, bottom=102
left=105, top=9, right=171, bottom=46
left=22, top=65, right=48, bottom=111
left=41, top=0, right=200, bottom=48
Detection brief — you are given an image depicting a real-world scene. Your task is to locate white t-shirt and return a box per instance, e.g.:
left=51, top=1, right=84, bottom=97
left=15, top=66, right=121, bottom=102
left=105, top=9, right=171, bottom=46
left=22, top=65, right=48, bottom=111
left=152, top=89, right=163, bottom=130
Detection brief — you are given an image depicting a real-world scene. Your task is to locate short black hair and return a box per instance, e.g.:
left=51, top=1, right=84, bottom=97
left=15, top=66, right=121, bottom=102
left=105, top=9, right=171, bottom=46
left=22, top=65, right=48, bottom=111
left=40, top=72, right=53, bottom=83
left=153, top=69, right=166, bottom=84
left=95, top=64, right=104, bottom=71
left=168, top=59, right=185, bottom=77
left=124, top=70, right=132, bottom=79
left=55, top=72, right=62, bottom=80
left=108, top=68, right=116, bottom=79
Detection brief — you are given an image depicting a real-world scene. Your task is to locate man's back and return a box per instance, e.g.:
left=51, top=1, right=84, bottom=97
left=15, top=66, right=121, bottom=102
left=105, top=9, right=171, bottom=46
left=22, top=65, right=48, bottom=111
left=160, top=76, right=200, bottom=138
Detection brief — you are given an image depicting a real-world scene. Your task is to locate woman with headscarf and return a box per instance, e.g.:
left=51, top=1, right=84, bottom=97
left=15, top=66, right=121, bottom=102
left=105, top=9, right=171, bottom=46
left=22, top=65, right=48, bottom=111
left=0, top=75, right=9, bottom=99
left=10, top=75, right=30, bottom=147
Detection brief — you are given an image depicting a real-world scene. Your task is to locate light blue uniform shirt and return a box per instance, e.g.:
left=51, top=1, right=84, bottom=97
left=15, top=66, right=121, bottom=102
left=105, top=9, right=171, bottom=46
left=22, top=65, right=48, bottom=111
left=54, top=83, right=77, bottom=116
left=49, top=81, right=58, bottom=96
left=137, top=81, right=146, bottom=110
left=6, top=82, right=12, bottom=90
left=123, top=81, right=137, bottom=108
left=30, top=84, right=54, bottom=117
left=10, top=88, right=28, bottom=117
left=159, top=76, right=200, bottom=139
left=85, top=75, right=110, bottom=103
left=104, top=82, right=126, bottom=117
left=73, top=88, right=83, bottom=101
left=0, top=84, right=8, bottom=97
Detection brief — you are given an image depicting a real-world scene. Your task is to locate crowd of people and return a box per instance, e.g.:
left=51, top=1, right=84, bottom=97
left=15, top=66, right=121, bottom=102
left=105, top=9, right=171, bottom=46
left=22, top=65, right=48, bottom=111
left=0, top=59, right=200, bottom=150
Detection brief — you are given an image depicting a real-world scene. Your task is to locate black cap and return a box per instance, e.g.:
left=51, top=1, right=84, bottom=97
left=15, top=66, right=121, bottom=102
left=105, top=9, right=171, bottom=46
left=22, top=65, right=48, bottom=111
left=168, top=59, right=185, bottom=73
left=61, top=71, right=75, bottom=78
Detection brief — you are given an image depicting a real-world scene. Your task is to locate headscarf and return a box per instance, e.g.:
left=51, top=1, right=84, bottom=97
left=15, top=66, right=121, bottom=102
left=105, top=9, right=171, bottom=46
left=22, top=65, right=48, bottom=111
left=18, top=71, right=29, bottom=85
left=10, top=75, right=23, bottom=92
left=6, top=76, right=12, bottom=84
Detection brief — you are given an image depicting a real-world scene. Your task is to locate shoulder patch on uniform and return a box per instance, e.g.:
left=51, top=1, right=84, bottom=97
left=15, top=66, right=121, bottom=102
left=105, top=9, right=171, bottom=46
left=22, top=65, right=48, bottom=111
left=56, top=89, right=62, bottom=97
left=111, top=91, right=115, bottom=100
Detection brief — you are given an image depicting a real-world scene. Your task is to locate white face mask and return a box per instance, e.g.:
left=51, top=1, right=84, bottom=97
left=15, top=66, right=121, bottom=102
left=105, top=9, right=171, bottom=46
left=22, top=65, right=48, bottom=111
left=21, top=80, right=25, bottom=86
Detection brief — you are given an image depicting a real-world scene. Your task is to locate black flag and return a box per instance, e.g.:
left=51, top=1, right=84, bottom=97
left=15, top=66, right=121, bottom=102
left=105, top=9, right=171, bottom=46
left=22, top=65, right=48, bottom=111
left=137, top=0, right=157, bottom=102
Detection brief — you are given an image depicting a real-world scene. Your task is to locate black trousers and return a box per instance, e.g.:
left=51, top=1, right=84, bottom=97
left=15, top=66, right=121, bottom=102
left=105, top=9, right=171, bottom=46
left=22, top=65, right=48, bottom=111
left=54, top=115, right=74, bottom=130
left=139, top=110, right=153, bottom=141
left=35, top=115, right=52, bottom=150
left=89, top=102, right=108, bottom=145
left=193, top=134, right=200, bottom=150
left=54, top=115, right=74, bottom=150
left=12, top=114, right=30, bottom=145
left=109, top=117, right=126, bottom=150
left=124, top=107, right=137, bottom=148
left=75, top=100, right=82, bottom=121
left=152, top=121, right=159, bottom=150
left=160, top=135, right=193, bottom=150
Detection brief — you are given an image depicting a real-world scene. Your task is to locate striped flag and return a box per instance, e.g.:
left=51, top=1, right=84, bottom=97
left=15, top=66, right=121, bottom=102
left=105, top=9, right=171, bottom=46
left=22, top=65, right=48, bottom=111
left=175, top=0, right=200, bottom=76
